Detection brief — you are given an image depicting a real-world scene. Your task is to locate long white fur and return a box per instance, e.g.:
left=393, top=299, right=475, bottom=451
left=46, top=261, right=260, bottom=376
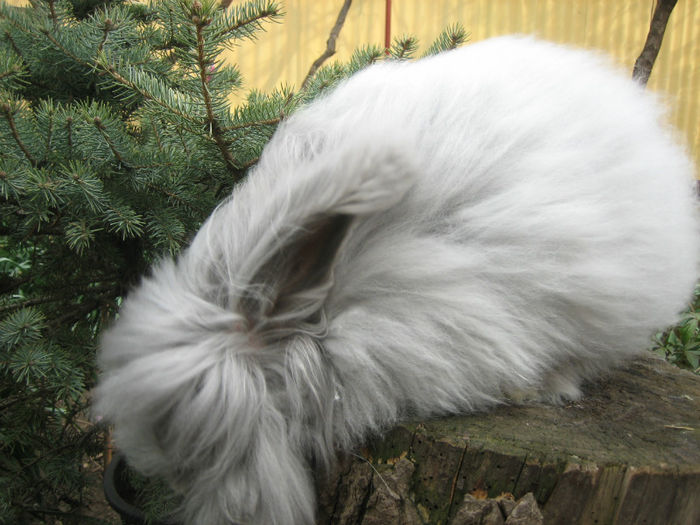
left=95, top=37, right=699, bottom=525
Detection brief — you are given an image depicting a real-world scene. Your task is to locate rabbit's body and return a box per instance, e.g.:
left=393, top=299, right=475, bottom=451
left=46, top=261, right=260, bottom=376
left=96, top=37, right=699, bottom=525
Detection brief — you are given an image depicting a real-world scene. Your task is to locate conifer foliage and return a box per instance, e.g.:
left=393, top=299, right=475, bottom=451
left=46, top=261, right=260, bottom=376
left=0, top=0, right=289, bottom=521
left=0, top=0, right=468, bottom=520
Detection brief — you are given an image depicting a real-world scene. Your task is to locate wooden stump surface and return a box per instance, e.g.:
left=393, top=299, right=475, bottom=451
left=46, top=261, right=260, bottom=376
left=316, top=358, right=700, bottom=525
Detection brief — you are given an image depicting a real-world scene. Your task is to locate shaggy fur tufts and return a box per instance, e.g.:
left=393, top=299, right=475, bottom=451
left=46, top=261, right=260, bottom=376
left=95, top=37, right=699, bottom=525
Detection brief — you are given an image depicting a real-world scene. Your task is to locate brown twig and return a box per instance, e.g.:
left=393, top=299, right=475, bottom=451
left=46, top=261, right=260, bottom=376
left=47, top=289, right=118, bottom=329
left=0, top=283, right=119, bottom=315
left=43, top=107, right=54, bottom=165
left=47, top=0, right=57, bottom=26
left=2, top=103, right=37, bottom=166
left=97, top=19, right=113, bottom=55
left=93, top=117, right=127, bottom=166
left=0, top=294, right=64, bottom=314
left=194, top=16, right=238, bottom=175
left=0, top=65, right=22, bottom=80
left=17, top=425, right=102, bottom=474
left=242, top=156, right=260, bottom=169
left=150, top=118, right=163, bottom=151
left=144, top=181, right=204, bottom=213
left=65, top=116, right=73, bottom=156
left=632, top=0, right=678, bottom=86
left=4, top=30, right=24, bottom=60
left=221, top=117, right=280, bottom=132
left=40, top=29, right=89, bottom=68
left=300, top=0, right=353, bottom=91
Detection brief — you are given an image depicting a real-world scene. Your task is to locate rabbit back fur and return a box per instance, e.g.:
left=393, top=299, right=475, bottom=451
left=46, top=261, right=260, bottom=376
left=95, top=36, right=699, bottom=525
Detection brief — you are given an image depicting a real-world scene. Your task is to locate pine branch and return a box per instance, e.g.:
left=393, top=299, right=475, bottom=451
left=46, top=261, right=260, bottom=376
left=144, top=181, right=204, bottom=213
left=0, top=294, right=64, bottom=314
left=389, top=35, right=418, bottom=60
left=38, top=25, right=196, bottom=124
left=97, top=18, right=113, bottom=55
left=21, top=505, right=110, bottom=524
left=3, top=30, right=24, bottom=60
left=92, top=116, right=127, bottom=166
left=0, top=64, right=22, bottom=80
left=221, top=116, right=280, bottom=132
left=213, top=0, right=282, bottom=42
left=104, top=202, right=144, bottom=239
left=39, top=101, right=56, bottom=165
left=300, top=0, right=353, bottom=91
left=0, top=283, right=118, bottom=315
left=2, top=102, right=37, bottom=166
left=422, top=23, right=469, bottom=57
left=0, top=389, right=48, bottom=411
left=242, top=155, right=259, bottom=169
left=150, top=118, right=163, bottom=151
left=47, top=0, right=57, bottom=26
left=17, top=424, right=102, bottom=474
left=193, top=10, right=238, bottom=174
left=99, top=63, right=201, bottom=124
left=48, top=290, right=118, bottom=329
left=176, top=127, right=191, bottom=154
left=65, top=115, right=73, bottom=156
left=39, top=28, right=91, bottom=68
left=346, top=44, right=384, bottom=73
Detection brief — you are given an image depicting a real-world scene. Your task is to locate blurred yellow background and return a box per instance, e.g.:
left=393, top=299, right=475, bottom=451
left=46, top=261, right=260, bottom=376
left=230, top=0, right=699, bottom=175
left=4, top=0, right=699, bottom=174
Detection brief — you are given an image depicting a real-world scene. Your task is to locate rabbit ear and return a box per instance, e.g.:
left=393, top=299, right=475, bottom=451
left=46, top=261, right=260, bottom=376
left=275, top=213, right=353, bottom=300
left=240, top=212, right=353, bottom=326
left=198, top=130, right=418, bottom=329
left=238, top=137, right=417, bottom=328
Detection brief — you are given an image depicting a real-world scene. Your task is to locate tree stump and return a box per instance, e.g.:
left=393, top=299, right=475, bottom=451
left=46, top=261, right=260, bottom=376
left=316, top=358, right=700, bottom=525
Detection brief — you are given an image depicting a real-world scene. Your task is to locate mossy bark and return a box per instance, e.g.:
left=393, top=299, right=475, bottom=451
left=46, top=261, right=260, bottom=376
left=316, top=358, right=700, bottom=525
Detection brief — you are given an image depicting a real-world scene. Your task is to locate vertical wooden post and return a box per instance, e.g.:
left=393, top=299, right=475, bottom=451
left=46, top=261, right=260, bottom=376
left=385, top=0, right=392, bottom=54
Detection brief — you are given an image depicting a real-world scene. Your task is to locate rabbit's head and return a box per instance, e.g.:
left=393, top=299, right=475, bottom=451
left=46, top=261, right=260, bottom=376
left=95, top=126, right=417, bottom=524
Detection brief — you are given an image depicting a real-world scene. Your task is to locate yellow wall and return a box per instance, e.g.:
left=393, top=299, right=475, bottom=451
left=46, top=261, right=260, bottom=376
left=4, top=0, right=698, bottom=172
left=229, top=0, right=700, bottom=174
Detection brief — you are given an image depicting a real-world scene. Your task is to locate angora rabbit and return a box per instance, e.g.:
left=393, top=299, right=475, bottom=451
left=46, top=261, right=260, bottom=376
left=95, top=36, right=699, bottom=525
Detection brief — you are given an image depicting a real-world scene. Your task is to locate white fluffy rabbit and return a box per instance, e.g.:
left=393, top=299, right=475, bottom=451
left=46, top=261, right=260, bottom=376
left=95, top=36, right=699, bottom=525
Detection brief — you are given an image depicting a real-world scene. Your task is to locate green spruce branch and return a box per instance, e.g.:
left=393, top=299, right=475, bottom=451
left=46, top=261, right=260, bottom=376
left=212, top=0, right=282, bottom=42
left=0, top=64, right=22, bottom=80
left=192, top=4, right=239, bottom=174
left=100, top=62, right=200, bottom=122
left=2, top=102, right=37, bottom=166
left=92, top=116, right=128, bottom=166
left=3, top=30, right=24, bottom=60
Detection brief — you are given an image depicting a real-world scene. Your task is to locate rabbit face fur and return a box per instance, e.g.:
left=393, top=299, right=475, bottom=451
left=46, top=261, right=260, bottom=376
left=95, top=36, right=699, bottom=525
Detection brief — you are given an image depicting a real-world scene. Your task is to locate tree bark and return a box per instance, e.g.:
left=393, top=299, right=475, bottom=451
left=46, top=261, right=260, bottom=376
left=316, top=358, right=700, bottom=525
left=632, top=0, right=678, bottom=86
